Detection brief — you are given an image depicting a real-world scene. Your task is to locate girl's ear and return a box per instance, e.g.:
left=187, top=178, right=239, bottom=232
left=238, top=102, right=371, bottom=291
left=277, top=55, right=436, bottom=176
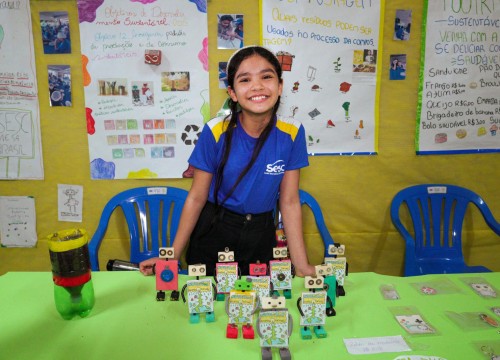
left=227, top=86, right=238, bottom=102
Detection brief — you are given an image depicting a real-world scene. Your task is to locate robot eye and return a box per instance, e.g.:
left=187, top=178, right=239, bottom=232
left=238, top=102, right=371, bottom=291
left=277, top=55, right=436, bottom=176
left=308, top=279, right=314, bottom=286
left=228, top=255, right=234, bottom=261
left=167, top=249, right=173, bottom=256
left=281, top=249, right=287, bottom=256
left=337, top=247, right=344, bottom=254
left=274, top=249, right=281, bottom=256
left=318, top=269, right=324, bottom=274
left=218, top=254, right=226, bottom=261
left=192, top=268, right=197, bottom=272
left=316, top=279, right=322, bottom=285
left=199, top=267, right=205, bottom=273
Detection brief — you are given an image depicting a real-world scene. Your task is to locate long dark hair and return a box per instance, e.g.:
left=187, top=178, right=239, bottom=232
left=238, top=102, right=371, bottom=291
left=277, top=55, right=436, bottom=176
left=214, top=46, right=283, bottom=207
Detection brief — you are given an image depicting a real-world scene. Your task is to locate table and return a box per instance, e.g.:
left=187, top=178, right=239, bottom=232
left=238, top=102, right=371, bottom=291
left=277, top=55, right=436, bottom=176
left=1, top=271, right=499, bottom=359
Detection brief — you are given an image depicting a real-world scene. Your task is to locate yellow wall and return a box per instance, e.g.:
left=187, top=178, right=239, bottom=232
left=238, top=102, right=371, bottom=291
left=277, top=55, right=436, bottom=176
left=0, top=0, right=498, bottom=275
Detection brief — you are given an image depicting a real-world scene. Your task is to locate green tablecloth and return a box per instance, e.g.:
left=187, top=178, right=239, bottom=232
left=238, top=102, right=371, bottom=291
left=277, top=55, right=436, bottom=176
left=1, top=271, right=499, bottom=359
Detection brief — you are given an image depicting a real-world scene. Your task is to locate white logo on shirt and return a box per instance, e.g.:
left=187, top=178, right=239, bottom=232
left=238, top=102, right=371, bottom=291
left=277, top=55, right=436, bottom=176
left=264, top=160, right=285, bottom=175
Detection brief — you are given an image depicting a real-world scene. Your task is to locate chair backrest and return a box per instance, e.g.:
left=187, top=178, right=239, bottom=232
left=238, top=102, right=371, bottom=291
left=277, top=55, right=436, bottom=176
left=89, top=186, right=188, bottom=271
left=390, top=184, right=500, bottom=276
left=298, top=189, right=335, bottom=258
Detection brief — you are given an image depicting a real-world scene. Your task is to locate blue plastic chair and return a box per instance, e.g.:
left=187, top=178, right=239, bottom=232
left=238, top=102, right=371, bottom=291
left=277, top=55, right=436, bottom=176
left=288, top=190, right=336, bottom=258
left=391, top=184, right=500, bottom=276
left=299, top=190, right=336, bottom=258
left=89, top=186, right=188, bottom=271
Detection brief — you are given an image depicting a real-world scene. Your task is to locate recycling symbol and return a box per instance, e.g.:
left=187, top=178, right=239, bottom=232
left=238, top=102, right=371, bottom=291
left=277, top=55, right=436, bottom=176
left=181, top=124, right=200, bottom=145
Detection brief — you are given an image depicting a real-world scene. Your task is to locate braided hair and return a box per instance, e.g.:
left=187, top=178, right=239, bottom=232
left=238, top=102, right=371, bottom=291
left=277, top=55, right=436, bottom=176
left=213, top=46, right=283, bottom=207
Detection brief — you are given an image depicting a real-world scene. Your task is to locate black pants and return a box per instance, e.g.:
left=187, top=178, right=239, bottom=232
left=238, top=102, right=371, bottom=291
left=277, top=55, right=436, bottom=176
left=186, top=202, right=276, bottom=276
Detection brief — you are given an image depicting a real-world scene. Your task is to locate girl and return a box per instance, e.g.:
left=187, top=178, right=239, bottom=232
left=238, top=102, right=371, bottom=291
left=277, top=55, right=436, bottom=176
left=140, top=46, right=315, bottom=277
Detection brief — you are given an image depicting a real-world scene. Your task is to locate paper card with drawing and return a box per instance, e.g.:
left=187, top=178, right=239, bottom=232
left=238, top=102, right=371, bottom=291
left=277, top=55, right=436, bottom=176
left=0, top=196, right=37, bottom=247
left=58, top=184, right=83, bottom=222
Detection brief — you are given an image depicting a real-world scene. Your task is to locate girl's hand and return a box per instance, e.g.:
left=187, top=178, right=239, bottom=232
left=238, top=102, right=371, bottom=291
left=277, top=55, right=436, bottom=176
left=139, top=257, right=159, bottom=276
left=294, top=263, right=316, bottom=278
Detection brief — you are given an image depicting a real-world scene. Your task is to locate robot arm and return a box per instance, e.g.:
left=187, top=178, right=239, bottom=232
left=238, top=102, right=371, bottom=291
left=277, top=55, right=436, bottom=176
left=296, top=297, right=304, bottom=317
left=180, top=284, right=188, bottom=303
left=326, top=296, right=336, bottom=317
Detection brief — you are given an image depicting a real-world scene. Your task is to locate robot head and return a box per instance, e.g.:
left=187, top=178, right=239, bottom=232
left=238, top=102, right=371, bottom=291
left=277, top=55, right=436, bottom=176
left=304, top=275, right=324, bottom=289
left=315, top=264, right=334, bottom=277
left=159, top=247, right=175, bottom=259
left=272, top=247, right=289, bottom=259
left=328, top=244, right=345, bottom=256
left=249, top=262, right=267, bottom=276
left=234, top=278, right=253, bottom=291
left=188, top=264, right=206, bottom=277
left=261, top=295, right=286, bottom=310
left=217, top=247, right=235, bottom=263
left=471, top=283, right=497, bottom=297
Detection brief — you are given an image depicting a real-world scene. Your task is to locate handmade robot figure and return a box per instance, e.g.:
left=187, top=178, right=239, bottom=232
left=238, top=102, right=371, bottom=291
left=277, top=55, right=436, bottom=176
left=215, top=247, right=239, bottom=301
left=154, top=247, right=179, bottom=301
left=181, top=264, right=217, bottom=324
left=315, top=264, right=338, bottom=312
left=225, top=278, right=259, bottom=339
left=269, top=247, right=293, bottom=299
left=256, top=295, right=293, bottom=360
left=297, top=275, right=336, bottom=340
left=324, top=244, right=348, bottom=296
left=248, top=261, right=273, bottom=306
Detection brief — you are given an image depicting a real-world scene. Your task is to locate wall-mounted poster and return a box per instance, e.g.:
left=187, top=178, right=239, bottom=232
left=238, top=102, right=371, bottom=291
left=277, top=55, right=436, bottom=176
left=416, top=0, right=500, bottom=154
left=77, top=0, right=209, bottom=179
left=0, top=0, right=44, bottom=180
left=260, top=0, right=383, bottom=155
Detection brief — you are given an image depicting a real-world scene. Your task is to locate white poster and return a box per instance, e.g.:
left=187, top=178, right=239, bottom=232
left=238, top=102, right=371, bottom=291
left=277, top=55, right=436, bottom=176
left=417, top=0, right=500, bottom=154
left=77, top=0, right=209, bottom=179
left=261, top=0, right=383, bottom=155
left=0, top=0, right=44, bottom=179
left=0, top=196, right=37, bottom=247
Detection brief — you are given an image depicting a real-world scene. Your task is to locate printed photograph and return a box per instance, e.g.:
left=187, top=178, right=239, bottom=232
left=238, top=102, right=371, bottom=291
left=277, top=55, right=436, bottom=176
left=219, top=62, right=228, bottom=89
left=40, top=11, right=71, bottom=54
left=161, top=72, right=190, bottom=91
left=394, top=9, right=412, bottom=41
left=389, top=54, right=407, bottom=80
left=131, top=81, right=154, bottom=106
left=217, top=14, right=244, bottom=49
left=48, top=65, right=72, bottom=107
left=98, top=78, right=128, bottom=96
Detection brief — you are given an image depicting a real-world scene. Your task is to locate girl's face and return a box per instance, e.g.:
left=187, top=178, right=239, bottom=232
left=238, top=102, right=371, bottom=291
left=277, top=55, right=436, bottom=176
left=227, top=54, right=283, bottom=118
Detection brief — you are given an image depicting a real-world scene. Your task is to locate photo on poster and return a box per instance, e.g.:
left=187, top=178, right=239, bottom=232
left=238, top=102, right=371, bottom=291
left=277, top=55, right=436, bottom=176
left=48, top=65, right=72, bottom=107
left=389, top=54, right=407, bottom=80
left=131, top=81, right=154, bottom=106
left=394, top=9, right=412, bottom=41
left=98, top=78, right=128, bottom=96
left=352, top=49, right=377, bottom=73
left=218, top=62, right=228, bottom=89
left=40, top=11, right=71, bottom=54
left=161, top=72, right=190, bottom=91
left=217, top=14, right=243, bottom=49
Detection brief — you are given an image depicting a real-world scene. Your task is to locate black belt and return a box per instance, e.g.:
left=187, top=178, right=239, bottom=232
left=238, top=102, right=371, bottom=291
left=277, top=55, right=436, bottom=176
left=207, top=202, right=273, bottom=223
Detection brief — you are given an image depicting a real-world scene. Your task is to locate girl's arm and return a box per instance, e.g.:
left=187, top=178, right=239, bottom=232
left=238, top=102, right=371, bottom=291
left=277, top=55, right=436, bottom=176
left=139, top=167, right=212, bottom=275
left=279, top=169, right=316, bottom=277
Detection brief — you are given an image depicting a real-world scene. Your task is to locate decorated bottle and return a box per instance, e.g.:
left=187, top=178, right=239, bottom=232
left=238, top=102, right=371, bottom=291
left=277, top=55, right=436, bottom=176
left=47, top=229, right=95, bottom=320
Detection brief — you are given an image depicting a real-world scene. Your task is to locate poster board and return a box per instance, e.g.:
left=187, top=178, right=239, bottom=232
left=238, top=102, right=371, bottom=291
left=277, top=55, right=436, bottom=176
left=260, top=0, right=383, bottom=155
left=77, top=0, right=209, bottom=179
left=416, top=0, right=500, bottom=154
left=0, top=0, right=44, bottom=179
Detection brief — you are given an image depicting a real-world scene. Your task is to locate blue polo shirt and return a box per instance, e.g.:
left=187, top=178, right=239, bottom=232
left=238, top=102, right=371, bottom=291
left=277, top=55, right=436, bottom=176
left=189, top=115, right=309, bottom=214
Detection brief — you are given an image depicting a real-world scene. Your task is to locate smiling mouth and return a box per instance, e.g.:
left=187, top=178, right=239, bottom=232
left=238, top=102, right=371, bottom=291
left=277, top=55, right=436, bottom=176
left=250, top=95, right=268, bottom=101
